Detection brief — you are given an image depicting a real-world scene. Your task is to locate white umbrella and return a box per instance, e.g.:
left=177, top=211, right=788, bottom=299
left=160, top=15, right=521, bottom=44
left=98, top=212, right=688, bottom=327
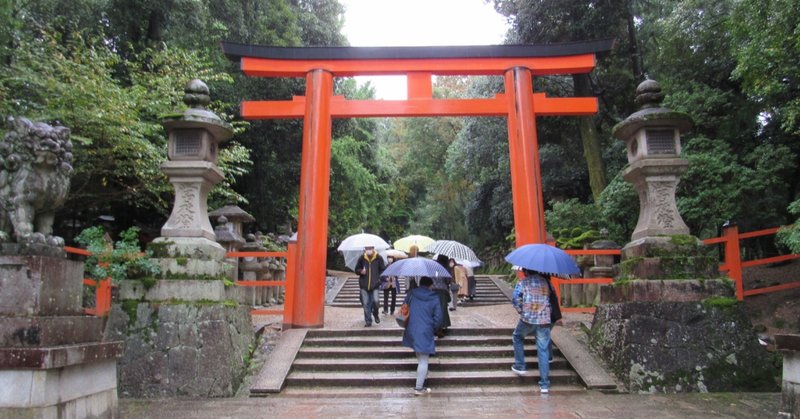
left=337, top=233, right=391, bottom=251
left=427, top=240, right=481, bottom=263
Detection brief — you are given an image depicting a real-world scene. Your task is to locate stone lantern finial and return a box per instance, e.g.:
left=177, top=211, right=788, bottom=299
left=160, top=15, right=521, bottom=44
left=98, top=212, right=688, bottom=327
left=634, top=79, right=665, bottom=109
left=184, top=79, right=211, bottom=109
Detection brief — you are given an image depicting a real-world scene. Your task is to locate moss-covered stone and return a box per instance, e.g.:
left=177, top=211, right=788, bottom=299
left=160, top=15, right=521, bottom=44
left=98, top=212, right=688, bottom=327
left=590, top=300, right=780, bottom=393
left=120, top=299, right=139, bottom=327
left=147, top=240, right=172, bottom=258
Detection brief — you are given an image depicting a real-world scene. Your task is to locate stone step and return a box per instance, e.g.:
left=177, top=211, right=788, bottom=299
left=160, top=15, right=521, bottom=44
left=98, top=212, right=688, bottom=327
left=291, top=356, right=570, bottom=371
left=330, top=276, right=511, bottom=307
left=307, top=327, right=514, bottom=337
left=262, top=384, right=588, bottom=397
left=284, top=369, right=579, bottom=387
left=297, top=345, right=551, bottom=359
left=303, top=335, right=551, bottom=348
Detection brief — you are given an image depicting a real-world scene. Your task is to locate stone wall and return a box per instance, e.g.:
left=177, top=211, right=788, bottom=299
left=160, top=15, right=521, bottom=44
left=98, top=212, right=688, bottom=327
left=105, top=301, right=253, bottom=397
left=590, top=300, right=779, bottom=393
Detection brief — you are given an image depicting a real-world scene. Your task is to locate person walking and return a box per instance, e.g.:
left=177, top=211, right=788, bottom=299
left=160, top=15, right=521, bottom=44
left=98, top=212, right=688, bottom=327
left=355, top=246, right=385, bottom=327
left=451, top=259, right=469, bottom=306
left=401, top=276, right=443, bottom=395
left=381, top=256, right=402, bottom=315
left=464, top=263, right=476, bottom=300
left=510, top=268, right=554, bottom=394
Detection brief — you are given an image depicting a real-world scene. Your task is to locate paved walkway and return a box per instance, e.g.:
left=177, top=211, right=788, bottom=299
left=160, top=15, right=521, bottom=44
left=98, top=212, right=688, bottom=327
left=120, top=391, right=778, bottom=418
left=119, top=280, right=782, bottom=418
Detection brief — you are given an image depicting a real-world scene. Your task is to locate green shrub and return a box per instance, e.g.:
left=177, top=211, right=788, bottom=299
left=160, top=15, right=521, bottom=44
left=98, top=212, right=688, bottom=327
left=75, top=226, right=161, bottom=283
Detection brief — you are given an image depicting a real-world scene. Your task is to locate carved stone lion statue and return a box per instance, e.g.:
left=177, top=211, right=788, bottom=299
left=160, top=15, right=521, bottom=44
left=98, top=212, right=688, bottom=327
left=0, top=117, right=73, bottom=246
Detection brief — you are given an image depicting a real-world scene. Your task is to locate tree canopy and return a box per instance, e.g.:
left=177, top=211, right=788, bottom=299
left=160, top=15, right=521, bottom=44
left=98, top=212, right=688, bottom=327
left=1, top=0, right=798, bottom=261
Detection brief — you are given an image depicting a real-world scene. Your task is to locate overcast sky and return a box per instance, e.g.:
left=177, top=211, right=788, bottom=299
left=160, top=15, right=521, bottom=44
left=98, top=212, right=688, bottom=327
left=339, top=0, right=510, bottom=99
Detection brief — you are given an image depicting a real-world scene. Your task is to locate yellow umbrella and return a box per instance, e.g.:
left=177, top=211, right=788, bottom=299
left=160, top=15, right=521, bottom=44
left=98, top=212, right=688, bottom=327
left=393, top=235, right=435, bottom=253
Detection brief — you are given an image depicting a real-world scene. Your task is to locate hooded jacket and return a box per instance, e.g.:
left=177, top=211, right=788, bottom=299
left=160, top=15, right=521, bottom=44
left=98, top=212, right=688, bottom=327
left=401, top=287, right=444, bottom=354
left=355, top=252, right=385, bottom=291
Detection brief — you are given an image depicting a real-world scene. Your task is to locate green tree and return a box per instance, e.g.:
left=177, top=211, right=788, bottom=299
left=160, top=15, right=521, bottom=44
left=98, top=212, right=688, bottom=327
left=730, top=0, right=800, bottom=136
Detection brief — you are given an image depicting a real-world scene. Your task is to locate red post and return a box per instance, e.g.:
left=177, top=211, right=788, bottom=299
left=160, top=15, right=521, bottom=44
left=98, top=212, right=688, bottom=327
left=504, top=67, right=546, bottom=246
left=722, top=225, right=744, bottom=300
left=292, top=69, right=333, bottom=328
left=96, top=277, right=112, bottom=317
left=283, top=241, right=297, bottom=329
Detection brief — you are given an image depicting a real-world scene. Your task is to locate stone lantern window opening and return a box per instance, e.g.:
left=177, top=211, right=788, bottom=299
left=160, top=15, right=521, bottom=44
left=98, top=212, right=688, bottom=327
left=646, top=128, right=678, bottom=155
left=169, top=128, right=220, bottom=163
left=627, top=127, right=681, bottom=163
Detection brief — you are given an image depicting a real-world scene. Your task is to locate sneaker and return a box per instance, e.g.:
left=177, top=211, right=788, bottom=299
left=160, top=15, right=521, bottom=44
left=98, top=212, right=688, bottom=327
left=511, top=366, right=527, bottom=376
left=540, top=387, right=549, bottom=394
left=414, top=387, right=432, bottom=396
left=364, top=323, right=371, bottom=327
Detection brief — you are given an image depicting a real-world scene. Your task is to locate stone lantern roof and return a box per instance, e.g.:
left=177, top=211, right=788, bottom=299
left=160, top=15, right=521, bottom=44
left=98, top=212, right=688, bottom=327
left=612, top=79, right=693, bottom=141
left=162, top=79, right=233, bottom=142
left=209, top=204, right=255, bottom=224
left=213, top=216, right=245, bottom=247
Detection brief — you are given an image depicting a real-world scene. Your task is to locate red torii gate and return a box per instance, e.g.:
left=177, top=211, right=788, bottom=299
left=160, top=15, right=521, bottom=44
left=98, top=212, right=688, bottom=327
left=222, top=40, right=613, bottom=328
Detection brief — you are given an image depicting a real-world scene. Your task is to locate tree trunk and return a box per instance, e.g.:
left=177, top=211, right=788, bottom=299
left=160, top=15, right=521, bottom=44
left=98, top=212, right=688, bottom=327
left=625, top=0, right=644, bottom=80
left=572, top=73, right=608, bottom=200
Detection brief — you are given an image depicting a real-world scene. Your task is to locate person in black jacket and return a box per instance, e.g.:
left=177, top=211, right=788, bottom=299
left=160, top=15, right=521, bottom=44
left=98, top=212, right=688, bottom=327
left=355, top=246, right=385, bottom=327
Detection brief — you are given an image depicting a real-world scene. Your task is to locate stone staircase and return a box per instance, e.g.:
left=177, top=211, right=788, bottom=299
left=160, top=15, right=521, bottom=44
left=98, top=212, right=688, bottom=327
left=329, top=275, right=511, bottom=308
left=275, top=327, right=585, bottom=396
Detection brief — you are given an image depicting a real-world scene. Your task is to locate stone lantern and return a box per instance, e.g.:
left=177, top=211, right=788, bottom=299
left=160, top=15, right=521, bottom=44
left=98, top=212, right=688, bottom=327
left=613, top=79, right=692, bottom=242
left=589, top=81, right=770, bottom=394
left=159, top=79, right=232, bottom=242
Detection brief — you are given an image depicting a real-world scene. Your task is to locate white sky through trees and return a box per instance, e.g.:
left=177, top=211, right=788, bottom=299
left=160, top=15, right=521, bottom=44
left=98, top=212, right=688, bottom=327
left=340, top=0, right=509, bottom=99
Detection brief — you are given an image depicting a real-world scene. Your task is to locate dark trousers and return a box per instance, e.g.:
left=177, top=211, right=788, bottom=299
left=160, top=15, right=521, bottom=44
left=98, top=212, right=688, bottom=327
left=383, top=287, right=397, bottom=313
left=467, top=275, right=476, bottom=297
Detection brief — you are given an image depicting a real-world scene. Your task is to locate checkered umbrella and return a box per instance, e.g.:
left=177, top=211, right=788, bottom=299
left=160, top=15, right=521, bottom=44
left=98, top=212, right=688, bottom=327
left=426, top=240, right=481, bottom=263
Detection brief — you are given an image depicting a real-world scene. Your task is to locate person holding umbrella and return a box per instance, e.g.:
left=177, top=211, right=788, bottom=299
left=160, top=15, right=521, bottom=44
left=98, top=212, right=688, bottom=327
left=355, top=246, right=385, bottom=327
left=401, top=276, right=443, bottom=395
left=505, top=243, right=580, bottom=395
left=510, top=268, right=554, bottom=393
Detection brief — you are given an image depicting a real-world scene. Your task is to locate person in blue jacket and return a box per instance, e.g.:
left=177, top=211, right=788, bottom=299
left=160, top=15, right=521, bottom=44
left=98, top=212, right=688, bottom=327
left=401, top=276, right=444, bottom=395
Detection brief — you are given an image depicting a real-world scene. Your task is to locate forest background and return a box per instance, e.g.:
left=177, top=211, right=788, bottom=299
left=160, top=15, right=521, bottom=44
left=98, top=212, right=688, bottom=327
left=1, top=0, right=799, bottom=269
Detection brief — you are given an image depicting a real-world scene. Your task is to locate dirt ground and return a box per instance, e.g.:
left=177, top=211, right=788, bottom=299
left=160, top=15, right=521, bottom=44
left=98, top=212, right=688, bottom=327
left=741, top=258, right=800, bottom=339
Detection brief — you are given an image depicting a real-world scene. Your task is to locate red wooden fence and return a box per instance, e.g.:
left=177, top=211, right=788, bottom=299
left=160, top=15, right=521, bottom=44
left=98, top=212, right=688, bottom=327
left=68, top=224, right=799, bottom=318
left=702, top=225, right=800, bottom=300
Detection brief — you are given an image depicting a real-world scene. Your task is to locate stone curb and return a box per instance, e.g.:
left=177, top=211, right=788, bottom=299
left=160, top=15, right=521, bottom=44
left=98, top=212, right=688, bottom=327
left=250, top=329, right=307, bottom=394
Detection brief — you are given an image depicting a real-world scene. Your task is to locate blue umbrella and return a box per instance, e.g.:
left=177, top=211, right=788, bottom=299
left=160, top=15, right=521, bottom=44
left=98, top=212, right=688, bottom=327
left=380, top=257, right=452, bottom=278
left=505, top=243, right=580, bottom=276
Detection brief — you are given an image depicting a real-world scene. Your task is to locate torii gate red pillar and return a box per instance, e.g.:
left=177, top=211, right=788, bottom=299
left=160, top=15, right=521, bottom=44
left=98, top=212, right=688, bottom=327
left=294, top=69, right=333, bottom=327
left=222, top=40, right=614, bottom=328
left=505, top=67, right=546, bottom=244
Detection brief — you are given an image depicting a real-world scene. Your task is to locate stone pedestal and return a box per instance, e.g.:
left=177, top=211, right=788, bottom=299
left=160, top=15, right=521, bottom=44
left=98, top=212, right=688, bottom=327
left=107, top=236, right=254, bottom=397
left=623, top=158, right=690, bottom=241
left=591, top=290, right=776, bottom=393
left=104, top=302, right=251, bottom=398
left=620, top=236, right=717, bottom=280
left=776, top=334, right=800, bottom=418
left=0, top=252, right=122, bottom=418
left=159, top=162, right=224, bottom=241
